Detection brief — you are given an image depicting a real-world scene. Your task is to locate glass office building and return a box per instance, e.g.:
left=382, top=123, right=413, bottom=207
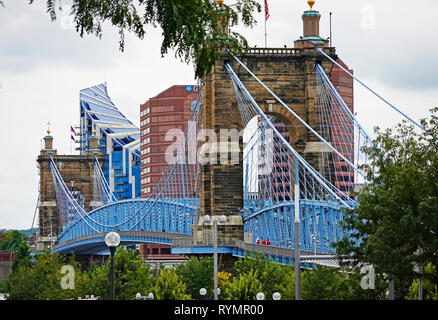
left=79, top=83, right=140, bottom=200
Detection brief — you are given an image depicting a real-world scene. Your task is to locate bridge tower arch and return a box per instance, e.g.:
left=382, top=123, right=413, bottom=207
left=36, top=129, right=105, bottom=251
left=194, top=0, right=338, bottom=244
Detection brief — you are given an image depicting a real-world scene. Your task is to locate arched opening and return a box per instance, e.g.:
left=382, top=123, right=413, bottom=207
left=243, top=115, right=294, bottom=204
left=67, top=186, right=84, bottom=223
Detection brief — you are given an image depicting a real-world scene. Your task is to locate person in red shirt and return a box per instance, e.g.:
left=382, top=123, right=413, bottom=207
left=261, top=239, right=266, bottom=245
left=266, top=240, right=271, bottom=246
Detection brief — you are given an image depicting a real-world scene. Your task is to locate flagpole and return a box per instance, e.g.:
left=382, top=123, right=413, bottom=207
left=264, top=0, right=269, bottom=47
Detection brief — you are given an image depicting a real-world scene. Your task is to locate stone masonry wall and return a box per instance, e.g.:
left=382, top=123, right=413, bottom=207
left=37, top=153, right=105, bottom=250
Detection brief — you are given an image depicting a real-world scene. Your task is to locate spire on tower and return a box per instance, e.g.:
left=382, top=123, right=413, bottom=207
left=308, top=0, right=315, bottom=11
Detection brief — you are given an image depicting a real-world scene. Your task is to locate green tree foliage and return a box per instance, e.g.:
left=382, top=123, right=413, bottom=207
left=7, top=250, right=84, bottom=300
left=407, top=264, right=438, bottom=300
left=6, top=246, right=154, bottom=300
left=0, top=230, right=25, bottom=252
left=19, top=0, right=261, bottom=79
left=75, top=247, right=155, bottom=300
left=0, top=280, right=6, bottom=294
left=10, top=242, right=31, bottom=273
left=4, top=245, right=394, bottom=300
left=301, top=266, right=344, bottom=300
left=175, top=256, right=213, bottom=299
left=335, top=107, right=438, bottom=299
left=152, top=267, right=191, bottom=300
left=233, top=253, right=292, bottom=300
left=301, top=266, right=386, bottom=300
left=112, top=246, right=155, bottom=300
left=224, top=269, right=262, bottom=300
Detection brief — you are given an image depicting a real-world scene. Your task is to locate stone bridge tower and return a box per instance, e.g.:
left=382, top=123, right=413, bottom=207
left=36, top=128, right=105, bottom=251
left=194, top=0, right=338, bottom=244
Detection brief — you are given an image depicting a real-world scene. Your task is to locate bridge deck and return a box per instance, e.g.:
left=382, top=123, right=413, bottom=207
left=54, top=231, right=340, bottom=267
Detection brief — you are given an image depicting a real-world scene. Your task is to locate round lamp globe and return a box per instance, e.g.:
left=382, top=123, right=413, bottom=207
left=105, top=231, right=121, bottom=247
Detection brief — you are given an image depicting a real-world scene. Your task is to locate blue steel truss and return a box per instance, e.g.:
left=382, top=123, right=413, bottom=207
left=57, top=198, right=199, bottom=244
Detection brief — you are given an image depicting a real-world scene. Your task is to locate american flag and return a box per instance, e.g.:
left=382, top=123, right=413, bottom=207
left=264, top=0, right=270, bottom=21
left=71, top=126, right=77, bottom=141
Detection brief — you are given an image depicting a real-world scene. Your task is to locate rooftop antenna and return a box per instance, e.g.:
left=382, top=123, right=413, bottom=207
left=330, top=12, right=333, bottom=47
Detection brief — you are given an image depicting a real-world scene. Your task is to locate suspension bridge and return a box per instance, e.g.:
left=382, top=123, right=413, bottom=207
left=34, top=3, right=424, bottom=268
left=35, top=45, right=418, bottom=269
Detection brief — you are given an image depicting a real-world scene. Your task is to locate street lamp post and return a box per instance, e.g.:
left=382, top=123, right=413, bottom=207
left=203, top=215, right=227, bottom=301
left=105, top=231, right=120, bottom=300
left=294, top=183, right=301, bottom=300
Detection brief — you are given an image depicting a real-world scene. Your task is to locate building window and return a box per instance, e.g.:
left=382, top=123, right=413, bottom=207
left=141, top=118, right=150, bottom=126
left=140, top=108, right=150, bottom=117
left=141, top=148, right=150, bottom=155
left=152, top=248, right=159, bottom=255
left=160, top=248, right=171, bottom=255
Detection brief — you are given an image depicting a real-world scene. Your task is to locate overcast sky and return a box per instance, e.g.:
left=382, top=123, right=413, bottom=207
left=0, top=0, right=437, bottom=229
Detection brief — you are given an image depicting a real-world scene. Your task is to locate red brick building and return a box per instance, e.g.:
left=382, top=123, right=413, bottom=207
left=139, top=85, right=199, bottom=261
left=329, top=59, right=355, bottom=193
left=140, top=85, right=199, bottom=197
